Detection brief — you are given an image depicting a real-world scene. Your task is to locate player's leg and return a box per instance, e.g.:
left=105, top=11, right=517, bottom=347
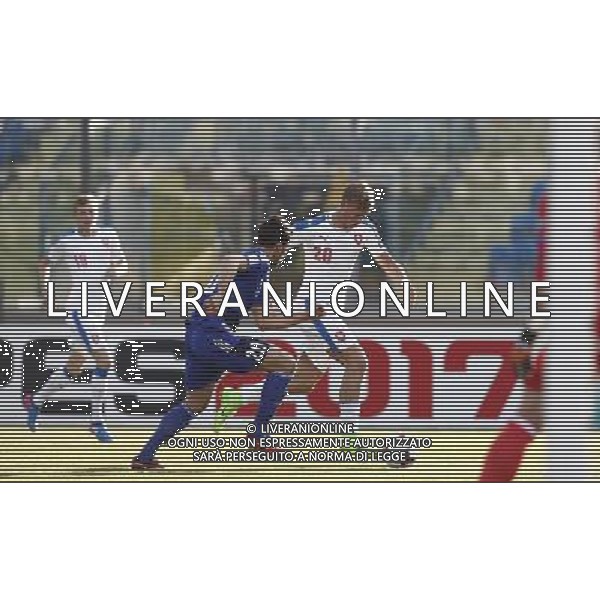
left=290, top=318, right=368, bottom=429
left=214, top=342, right=318, bottom=429
left=287, top=352, right=325, bottom=395
left=132, top=326, right=284, bottom=468
left=65, top=351, right=86, bottom=376
left=198, top=331, right=296, bottom=440
left=479, top=396, right=540, bottom=483
left=203, top=322, right=297, bottom=436
left=332, top=343, right=367, bottom=429
left=236, top=315, right=325, bottom=435
left=87, top=346, right=112, bottom=442
left=67, top=310, right=114, bottom=442
left=132, top=321, right=230, bottom=470
left=287, top=320, right=332, bottom=396
left=479, top=384, right=542, bottom=483
left=249, top=347, right=295, bottom=440
left=303, top=315, right=367, bottom=428
left=132, top=383, right=218, bottom=471
left=313, top=314, right=368, bottom=431
left=25, top=342, right=86, bottom=432
left=480, top=351, right=545, bottom=482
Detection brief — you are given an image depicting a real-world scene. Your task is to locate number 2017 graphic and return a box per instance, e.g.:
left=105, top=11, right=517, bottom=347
left=0, top=336, right=525, bottom=419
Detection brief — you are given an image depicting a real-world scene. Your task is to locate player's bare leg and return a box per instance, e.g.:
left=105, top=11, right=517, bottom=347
left=189, top=347, right=294, bottom=440
left=334, top=345, right=367, bottom=428
left=288, top=348, right=369, bottom=459
left=288, top=352, right=324, bottom=395
left=292, top=346, right=412, bottom=469
left=296, top=345, right=367, bottom=428
left=216, top=348, right=299, bottom=433
left=133, top=347, right=296, bottom=470
left=289, top=348, right=367, bottom=429
left=261, top=348, right=296, bottom=375
left=521, top=391, right=543, bottom=431
left=480, top=391, right=541, bottom=482
left=480, top=342, right=544, bottom=482
left=66, top=351, right=86, bottom=375
left=185, top=383, right=217, bottom=414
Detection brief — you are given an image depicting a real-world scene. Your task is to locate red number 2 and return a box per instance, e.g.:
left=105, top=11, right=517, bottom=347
left=213, top=338, right=520, bottom=421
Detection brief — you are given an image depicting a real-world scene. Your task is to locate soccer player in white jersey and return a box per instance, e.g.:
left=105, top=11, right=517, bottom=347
left=25, top=195, right=128, bottom=442
left=286, top=183, right=411, bottom=433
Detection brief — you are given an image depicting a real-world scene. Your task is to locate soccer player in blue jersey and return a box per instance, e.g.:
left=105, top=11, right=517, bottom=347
left=132, top=217, right=324, bottom=470
left=214, top=185, right=415, bottom=466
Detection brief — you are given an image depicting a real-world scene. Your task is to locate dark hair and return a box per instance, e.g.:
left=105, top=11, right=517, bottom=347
left=342, top=183, right=374, bottom=212
left=256, top=216, right=290, bottom=248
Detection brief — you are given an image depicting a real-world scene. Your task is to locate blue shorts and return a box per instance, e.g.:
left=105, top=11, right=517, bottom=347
left=185, top=316, right=264, bottom=391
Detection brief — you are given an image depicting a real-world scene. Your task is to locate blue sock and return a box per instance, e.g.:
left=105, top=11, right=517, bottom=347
left=254, top=372, right=291, bottom=438
left=138, top=403, right=195, bottom=462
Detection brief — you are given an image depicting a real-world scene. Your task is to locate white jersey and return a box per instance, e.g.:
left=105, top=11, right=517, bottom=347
left=289, top=212, right=387, bottom=310
left=46, top=228, right=126, bottom=316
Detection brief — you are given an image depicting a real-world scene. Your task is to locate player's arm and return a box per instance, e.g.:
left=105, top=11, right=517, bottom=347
left=39, top=257, right=51, bottom=302
left=39, top=239, right=62, bottom=302
left=512, top=325, right=540, bottom=379
left=363, top=224, right=416, bottom=304
left=108, top=230, right=129, bottom=279
left=375, top=252, right=418, bottom=305
left=363, top=226, right=411, bottom=287
left=374, top=252, right=410, bottom=288
left=250, top=305, right=326, bottom=331
left=202, top=254, right=249, bottom=313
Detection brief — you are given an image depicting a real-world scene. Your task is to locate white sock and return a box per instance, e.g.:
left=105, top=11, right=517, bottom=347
left=339, top=401, right=361, bottom=433
left=36, top=375, right=68, bottom=404
left=89, top=376, right=108, bottom=424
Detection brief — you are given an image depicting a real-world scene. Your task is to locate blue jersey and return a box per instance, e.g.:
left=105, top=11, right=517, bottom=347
left=192, top=246, right=270, bottom=330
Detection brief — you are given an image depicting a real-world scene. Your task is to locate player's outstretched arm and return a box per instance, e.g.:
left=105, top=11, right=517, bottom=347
left=363, top=225, right=412, bottom=293
left=374, top=252, right=417, bottom=305
left=250, top=305, right=326, bottom=331
left=375, top=252, right=410, bottom=287
left=108, top=230, right=129, bottom=279
left=512, top=326, right=540, bottom=379
left=39, top=237, right=63, bottom=303
left=39, top=256, right=51, bottom=303
left=375, top=252, right=417, bottom=304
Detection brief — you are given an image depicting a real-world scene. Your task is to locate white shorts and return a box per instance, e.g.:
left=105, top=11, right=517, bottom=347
left=64, top=310, right=107, bottom=359
left=292, top=314, right=359, bottom=373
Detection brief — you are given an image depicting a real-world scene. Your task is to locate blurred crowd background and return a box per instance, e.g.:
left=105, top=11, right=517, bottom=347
left=0, top=118, right=548, bottom=321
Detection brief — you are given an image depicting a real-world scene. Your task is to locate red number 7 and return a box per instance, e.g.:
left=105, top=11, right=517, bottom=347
left=444, top=340, right=518, bottom=419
